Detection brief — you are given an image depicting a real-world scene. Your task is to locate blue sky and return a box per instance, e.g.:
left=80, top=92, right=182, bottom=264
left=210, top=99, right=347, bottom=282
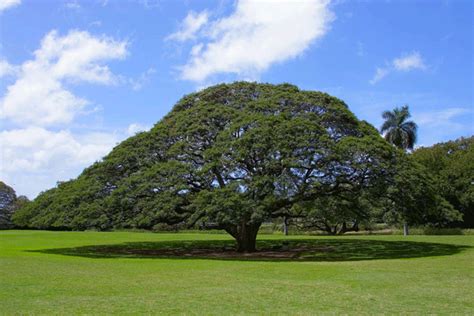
left=0, top=0, right=473, bottom=198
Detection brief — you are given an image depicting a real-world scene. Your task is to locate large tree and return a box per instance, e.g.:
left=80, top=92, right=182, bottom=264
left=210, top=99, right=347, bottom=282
left=14, top=82, right=397, bottom=251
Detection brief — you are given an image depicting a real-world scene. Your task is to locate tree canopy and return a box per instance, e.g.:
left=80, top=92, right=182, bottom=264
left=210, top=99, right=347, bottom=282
left=14, top=82, right=403, bottom=250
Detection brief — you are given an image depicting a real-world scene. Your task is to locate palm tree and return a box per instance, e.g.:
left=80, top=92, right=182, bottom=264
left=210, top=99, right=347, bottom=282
left=380, top=105, right=418, bottom=151
left=380, top=105, right=418, bottom=236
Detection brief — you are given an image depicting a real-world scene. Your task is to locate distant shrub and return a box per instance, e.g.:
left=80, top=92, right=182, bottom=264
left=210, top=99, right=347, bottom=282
left=423, top=227, right=464, bottom=235
left=152, top=223, right=185, bottom=232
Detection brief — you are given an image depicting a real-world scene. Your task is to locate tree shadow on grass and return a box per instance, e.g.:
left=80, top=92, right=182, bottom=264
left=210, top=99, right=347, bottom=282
left=29, top=239, right=470, bottom=262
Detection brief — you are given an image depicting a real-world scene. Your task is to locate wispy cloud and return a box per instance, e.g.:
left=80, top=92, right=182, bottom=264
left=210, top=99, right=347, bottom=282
left=0, top=59, right=19, bottom=77
left=166, top=11, right=209, bottom=42
left=369, top=67, right=389, bottom=85
left=393, top=52, right=426, bottom=71
left=127, top=123, right=151, bottom=135
left=413, top=107, right=473, bottom=145
left=129, top=67, right=156, bottom=91
left=139, top=0, right=160, bottom=9
left=89, top=20, right=102, bottom=27
left=415, top=107, right=471, bottom=128
left=370, top=52, right=427, bottom=84
left=65, top=0, right=81, bottom=10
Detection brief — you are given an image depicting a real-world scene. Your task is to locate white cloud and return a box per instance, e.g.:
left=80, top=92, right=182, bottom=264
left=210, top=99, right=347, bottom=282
left=393, top=52, right=426, bottom=71
left=65, top=1, right=81, bottom=10
left=167, top=11, right=209, bottom=42
left=413, top=107, right=473, bottom=145
left=127, top=123, right=151, bottom=135
left=0, top=127, right=120, bottom=198
left=0, top=30, right=128, bottom=126
left=370, top=51, right=427, bottom=84
left=0, top=0, right=20, bottom=12
left=174, top=0, right=334, bottom=82
left=0, top=127, right=117, bottom=172
left=0, top=29, right=131, bottom=198
left=0, top=59, right=18, bottom=77
left=139, top=0, right=160, bottom=9
left=89, top=20, right=102, bottom=27
left=369, top=67, right=389, bottom=85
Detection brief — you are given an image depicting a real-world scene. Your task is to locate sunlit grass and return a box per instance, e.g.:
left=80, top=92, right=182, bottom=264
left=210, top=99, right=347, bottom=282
left=1, top=230, right=473, bottom=314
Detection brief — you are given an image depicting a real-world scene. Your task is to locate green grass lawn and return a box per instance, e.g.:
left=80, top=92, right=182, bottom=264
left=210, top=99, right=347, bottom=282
left=1, top=230, right=473, bottom=314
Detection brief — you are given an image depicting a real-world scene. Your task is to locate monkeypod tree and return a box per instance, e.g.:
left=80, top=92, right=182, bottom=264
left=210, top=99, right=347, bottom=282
left=15, top=82, right=396, bottom=251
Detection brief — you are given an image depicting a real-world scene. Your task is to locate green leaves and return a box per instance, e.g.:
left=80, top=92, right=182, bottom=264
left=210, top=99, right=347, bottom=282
left=380, top=105, right=418, bottom=150
left=15, top=82, right=398, bottom=242
left=412, top=136, right=473, bottom=227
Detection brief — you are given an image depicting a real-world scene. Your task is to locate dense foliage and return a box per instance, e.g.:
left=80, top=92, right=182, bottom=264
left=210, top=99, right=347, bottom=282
left=382, top=153, right=461, bottom=227
left=412, top=136, right=474, bottom=227
left=295, top=152, right=462, bottom=234
left=0, top=181, right=16, bottom=229
left=14, top=82, right=401, bottom=250
left=0, top=181, right=29, bottom=229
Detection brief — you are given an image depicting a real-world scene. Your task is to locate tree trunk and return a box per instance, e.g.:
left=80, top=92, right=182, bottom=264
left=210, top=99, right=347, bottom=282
left=225, top=222, right=261, bottom=252
left=403, top=222, right=409, bottom=236
left=337, top=222, right=348, bottom=235
left=323, top=223, right=337, bottom=235
left=337, top=221, right=359, bottom=235
left=236, top=233, right=257, bottom=252
left=283, top=216, right=289, bottom=236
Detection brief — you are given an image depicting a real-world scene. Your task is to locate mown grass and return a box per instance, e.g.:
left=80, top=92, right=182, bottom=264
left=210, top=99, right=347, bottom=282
left=1, top=230, right=473, bottom=314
